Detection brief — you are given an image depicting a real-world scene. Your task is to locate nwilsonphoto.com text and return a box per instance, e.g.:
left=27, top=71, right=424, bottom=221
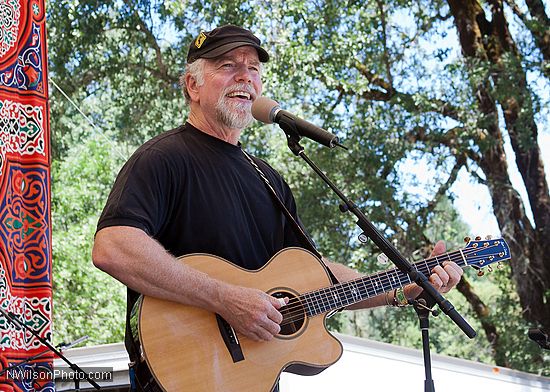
left=6, top=367, right=114, bottom=382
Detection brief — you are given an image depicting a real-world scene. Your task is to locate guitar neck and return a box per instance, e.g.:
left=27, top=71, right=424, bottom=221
left=300, top=248, right=470, bottom=317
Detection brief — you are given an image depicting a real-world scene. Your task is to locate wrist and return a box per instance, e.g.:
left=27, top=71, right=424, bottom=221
left=392, top=287, right=409, bottom=307
left=208, top=278, right=232, bottom=315
left=384, top=290, right=393, bottom=306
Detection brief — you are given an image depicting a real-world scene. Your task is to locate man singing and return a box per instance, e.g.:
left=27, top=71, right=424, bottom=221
left=92, top=25, right=462, bottom=391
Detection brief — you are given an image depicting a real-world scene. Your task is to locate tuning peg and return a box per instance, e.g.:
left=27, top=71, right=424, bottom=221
left=377, top=253, right=389, bottom=264
left=485, top=235, right=492, bottom=240
left=464, top=236, right=471, bottom=243
left=497, top=262, right=504, bottom=270
left=477, top=269, right=485, bottom=277
left=487, top=265, right=493, bottom=273
left=475, top=236, right=481, bottom=240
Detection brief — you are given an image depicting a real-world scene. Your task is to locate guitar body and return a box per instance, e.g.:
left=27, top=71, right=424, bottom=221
left=138, top=248, right=343, bottom=392
left=137, top=238, right=511, bottom=391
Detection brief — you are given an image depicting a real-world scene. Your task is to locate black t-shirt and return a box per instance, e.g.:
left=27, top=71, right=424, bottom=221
left=96, top=122, right=308, bottom=358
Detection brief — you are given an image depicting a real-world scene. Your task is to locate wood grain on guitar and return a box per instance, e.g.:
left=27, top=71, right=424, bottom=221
left=137, top=239, right=510, bottom=391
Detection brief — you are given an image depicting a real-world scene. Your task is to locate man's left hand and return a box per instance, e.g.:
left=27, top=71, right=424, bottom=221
left=403, top=240, right=463, bottom=300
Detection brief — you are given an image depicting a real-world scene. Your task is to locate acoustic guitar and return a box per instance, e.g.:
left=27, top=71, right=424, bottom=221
left=136, top=238, right=510, bottom=391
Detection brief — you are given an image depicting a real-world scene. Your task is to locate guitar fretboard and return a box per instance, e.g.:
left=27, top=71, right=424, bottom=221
left=297, top=242, right=503, bottom=317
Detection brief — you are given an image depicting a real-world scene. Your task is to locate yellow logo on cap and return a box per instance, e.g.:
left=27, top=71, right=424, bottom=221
left=195, top=32, right=207, bottom=48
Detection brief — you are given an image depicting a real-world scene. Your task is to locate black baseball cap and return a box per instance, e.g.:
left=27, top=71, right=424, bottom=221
left=186, top=25, right=270, bottom=63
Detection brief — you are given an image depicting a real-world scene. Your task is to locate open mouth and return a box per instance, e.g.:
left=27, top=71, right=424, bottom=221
left=226, top=91, right=253, bottom=101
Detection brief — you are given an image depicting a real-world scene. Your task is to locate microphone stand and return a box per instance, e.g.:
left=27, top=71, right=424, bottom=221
left=278, top=124, right=476, bottom=391
left=0, top=307, right=101, bottom=390
left=410, top=292, right=440, bottom=392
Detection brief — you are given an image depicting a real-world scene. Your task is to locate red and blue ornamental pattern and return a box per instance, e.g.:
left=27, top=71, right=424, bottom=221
left=0, top=0, right=53, bottom=390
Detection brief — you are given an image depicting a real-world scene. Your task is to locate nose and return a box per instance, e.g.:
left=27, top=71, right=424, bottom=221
left=234, top=63, right=253, bottom=83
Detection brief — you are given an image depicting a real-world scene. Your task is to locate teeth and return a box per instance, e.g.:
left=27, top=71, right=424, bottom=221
left=227, top=91, right=251, bottom=99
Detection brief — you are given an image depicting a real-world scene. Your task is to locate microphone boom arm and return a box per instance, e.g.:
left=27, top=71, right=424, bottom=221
left=280, top=130, right=476, bottom=339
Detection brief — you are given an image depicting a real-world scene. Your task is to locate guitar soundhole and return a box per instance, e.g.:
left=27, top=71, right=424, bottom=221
left=272, top=290, right=306, bottom=337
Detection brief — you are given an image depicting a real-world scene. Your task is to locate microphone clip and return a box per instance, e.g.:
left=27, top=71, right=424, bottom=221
left=410, top=298, right=440, bottom=317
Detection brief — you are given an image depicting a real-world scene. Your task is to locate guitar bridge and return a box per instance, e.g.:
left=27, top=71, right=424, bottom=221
left=216, top=314, right=245, bottom=363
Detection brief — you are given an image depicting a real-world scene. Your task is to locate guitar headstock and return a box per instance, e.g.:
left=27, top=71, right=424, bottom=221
left=462, top=237, right=510, bottom=270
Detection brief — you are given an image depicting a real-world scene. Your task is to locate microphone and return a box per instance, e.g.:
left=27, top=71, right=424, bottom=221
left=251, top=96, right=346, bottom=149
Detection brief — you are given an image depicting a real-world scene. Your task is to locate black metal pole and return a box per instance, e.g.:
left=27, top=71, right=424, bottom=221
left=412, top=295, right=439, bottom=392
left=279, top=120, right=476, bottom=339
left=0, top=307, right=101, bottom=389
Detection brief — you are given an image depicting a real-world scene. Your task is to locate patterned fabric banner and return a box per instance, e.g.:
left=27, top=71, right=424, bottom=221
left=0, top=0, right=53, bottom=390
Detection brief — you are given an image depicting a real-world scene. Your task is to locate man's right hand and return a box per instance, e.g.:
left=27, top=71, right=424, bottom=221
left=93, top=227, right=288, bottom=342
left=217, top=284, right=288, bottom=342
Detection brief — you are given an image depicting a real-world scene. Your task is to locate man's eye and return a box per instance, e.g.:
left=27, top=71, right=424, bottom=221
left=222, top=63, right=234, bottom=68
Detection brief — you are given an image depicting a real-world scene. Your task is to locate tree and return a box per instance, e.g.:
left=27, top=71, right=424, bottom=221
left=51, top=130, right=127, bottom=344
left=446, top=0, right=550, bottom=346
left=246, top=0, right=549, bottom=370
left=46, top=0, right=549, bottom=375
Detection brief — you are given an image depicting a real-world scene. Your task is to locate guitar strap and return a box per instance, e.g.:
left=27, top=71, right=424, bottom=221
left=242, top=149, right=340, bottom=285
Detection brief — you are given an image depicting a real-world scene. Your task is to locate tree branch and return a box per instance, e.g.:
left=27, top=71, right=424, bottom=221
left=124, top=63, right=179, bottom=87
left=354, top=61, right=395, bottom=94
left=504, top=0, right=550, bottom=76
left=503, top=0, right=530, bottom=24
left=333, top=66, right=462, bottom=121
left=122, top=0, right=171, bottom=82
left=375, top=0, right=394, bottom=87
left=405, top=125, right=463, bottom=149
left=416, top=156, right=465, bottom=226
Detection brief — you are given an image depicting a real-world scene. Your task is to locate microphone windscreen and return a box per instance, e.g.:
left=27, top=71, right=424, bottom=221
left=251, top=96, right=280, bottom=124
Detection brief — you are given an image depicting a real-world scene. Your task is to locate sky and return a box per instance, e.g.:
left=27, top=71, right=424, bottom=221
left=451, top=131, right=549, bottom=236
left=401, top=4, right=550, bottom=239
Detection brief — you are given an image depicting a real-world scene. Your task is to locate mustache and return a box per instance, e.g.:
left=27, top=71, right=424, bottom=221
left=220, top=83, right=257, bottom=100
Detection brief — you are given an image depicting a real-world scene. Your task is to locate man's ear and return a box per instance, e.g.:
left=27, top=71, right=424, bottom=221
left=185, top=73, right=200, bottom=102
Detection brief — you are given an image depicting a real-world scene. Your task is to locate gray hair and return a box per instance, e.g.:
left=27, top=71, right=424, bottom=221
left=180, top=59, right=207, bottom=104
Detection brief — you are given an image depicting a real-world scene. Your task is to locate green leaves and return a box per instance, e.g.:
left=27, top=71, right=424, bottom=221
left=51, top=134, right=128, bottom=345
left=46, top=0, right=548, bottom=375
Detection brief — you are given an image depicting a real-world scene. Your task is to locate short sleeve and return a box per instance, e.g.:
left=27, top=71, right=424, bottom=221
left=96, top=147, right=176, bottom=237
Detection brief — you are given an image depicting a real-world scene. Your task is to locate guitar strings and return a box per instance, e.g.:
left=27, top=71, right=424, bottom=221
left=278, top=246, right=502, bottom=325
left=276, top=243, right=506, bottom=327
left=278, top=250, right=499, bottom=327
left=278, top=247, right=503, bottom=326
left=304, top=243, right=501, bottom=306
left=282, top=245, right=472, bottom=315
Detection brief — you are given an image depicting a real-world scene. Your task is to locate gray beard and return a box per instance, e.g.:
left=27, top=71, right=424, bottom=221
left=215, top=87, right=254, bottom=130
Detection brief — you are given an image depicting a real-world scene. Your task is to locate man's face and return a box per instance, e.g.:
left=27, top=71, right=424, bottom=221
left=198, top=46, right=263, bottom=130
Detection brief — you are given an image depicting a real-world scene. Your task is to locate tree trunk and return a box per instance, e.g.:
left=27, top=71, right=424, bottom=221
left=457, top=278, right=507, bottom=366
left=525, top=0, right=550, bottom=73
left=447, top=0, right=550, bottom=334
